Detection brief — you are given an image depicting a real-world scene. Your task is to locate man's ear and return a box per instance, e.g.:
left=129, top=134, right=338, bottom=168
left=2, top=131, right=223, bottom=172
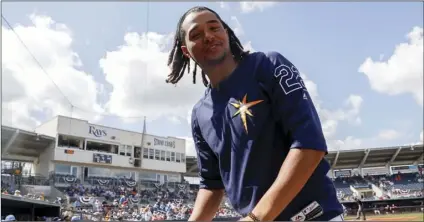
left=181, top=46, right=191, bottom=58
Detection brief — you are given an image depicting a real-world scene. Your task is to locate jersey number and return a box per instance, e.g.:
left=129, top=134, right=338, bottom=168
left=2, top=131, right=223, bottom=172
left=274, top=64, right=306, bottom=95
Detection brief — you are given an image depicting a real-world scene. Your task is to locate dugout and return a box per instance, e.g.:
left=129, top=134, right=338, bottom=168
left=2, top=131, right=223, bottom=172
left=351, top=184, right=375, bottom=199
left=1, top=194, right=61, bottom=220
left=341, top=197, right=424, bottom=214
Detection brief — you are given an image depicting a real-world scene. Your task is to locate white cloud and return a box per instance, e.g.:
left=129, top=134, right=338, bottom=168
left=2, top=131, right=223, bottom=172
left=378, top=129, right=402, bottom=140
left=402, top=130, right=424, bottom=146
left=230, top=16, right=244, bottom=37
left=2, top=14, right=103, bottom=130
left=99, top=32, right=207, bottom=122
left=218, top=2, right=230, bottom=10
left=359, top=26, right=423, bottom=107
left=333, top=128, right=423, bottom=151
left=240, top=2, right=277, bottom=13
left=322, top=94, right=363, bottom=137
left=328, top=136, right=363, bottom=151
left=301, top=74, right=363, bottom=139
left=229, top=16, right=255, bottom=52
left=243, top=41, right=255, bottom=52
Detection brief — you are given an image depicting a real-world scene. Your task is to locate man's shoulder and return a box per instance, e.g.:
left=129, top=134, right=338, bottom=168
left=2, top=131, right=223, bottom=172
left=248, top=51, right=291, bottom=72
left=192, top=93, right=207, bottom=112
left=261, top=51, right=291, bottom=65
left=191, top=93, right=209, bottom=125
left=246, top=51, right=285, bottom=84
left=250, top=50, right=285, bottom=58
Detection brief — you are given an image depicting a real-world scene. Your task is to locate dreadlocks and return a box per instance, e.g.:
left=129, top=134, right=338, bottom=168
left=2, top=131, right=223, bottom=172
left=166, top=6, right=249, bottom=87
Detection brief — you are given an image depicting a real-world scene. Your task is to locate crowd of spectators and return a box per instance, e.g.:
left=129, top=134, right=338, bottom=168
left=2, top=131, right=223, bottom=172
left=334, top=172, right=423, bottom=201
left=1, top=174, right=240, bottom=221
left=2, top=171, right=423, bottom=221
left=57, top=181, right=240, bottom=221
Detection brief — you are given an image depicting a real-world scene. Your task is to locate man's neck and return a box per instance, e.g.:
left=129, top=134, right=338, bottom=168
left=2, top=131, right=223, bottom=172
left=204, top=56, right=238, bottom=88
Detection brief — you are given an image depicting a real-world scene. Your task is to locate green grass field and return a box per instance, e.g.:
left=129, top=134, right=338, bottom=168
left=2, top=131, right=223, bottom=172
left=345, top=212, right=424, bottom=221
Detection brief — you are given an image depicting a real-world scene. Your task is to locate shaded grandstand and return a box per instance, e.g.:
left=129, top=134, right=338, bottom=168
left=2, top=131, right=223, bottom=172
left=185, top=145, right=424, bottom=176
left=186, top=144, right=423, bottom=203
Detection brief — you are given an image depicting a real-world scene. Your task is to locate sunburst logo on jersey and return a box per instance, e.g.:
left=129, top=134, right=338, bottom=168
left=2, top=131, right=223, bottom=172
left=230, top=94, right=263, bottom=133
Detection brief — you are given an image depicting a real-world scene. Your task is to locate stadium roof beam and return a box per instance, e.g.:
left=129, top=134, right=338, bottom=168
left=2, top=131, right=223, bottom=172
left=2, top=125, right=55, bottom=162
left=358, top=149, right=370, bottom=168
left=184, top=145, right=424, bottom=175
left=413, top=152, right=424, bottom=165
left=1, top=128, right=20, bottom=155
left=187, top=164, right=198, bottom=173
left=386, top=147, right=402, bottom=167
left=2, top=154, right=37, bottom=162
left=184, top=172, right=199, bottom=177
left=331, top=150, right=340, bottom=168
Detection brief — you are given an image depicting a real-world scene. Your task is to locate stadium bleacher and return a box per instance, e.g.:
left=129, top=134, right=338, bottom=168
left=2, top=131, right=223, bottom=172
left=1, top=125, right=423, bottom=221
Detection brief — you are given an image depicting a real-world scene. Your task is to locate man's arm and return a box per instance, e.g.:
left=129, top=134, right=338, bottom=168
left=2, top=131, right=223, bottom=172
left=247, top=52, right=328, bottom=221
left=190, top=189, right=225, bottom=221
left=189, top=108, right=225, bottom=221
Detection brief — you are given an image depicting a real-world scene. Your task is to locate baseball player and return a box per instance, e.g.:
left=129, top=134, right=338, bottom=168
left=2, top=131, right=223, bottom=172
left=355, top=197, right=366, bottom=220
left=166, top=6, right=344, bottom=221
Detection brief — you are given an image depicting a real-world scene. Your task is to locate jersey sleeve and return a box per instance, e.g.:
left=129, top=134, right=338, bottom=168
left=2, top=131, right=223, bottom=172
left=191, top=106, right=225, bottom=189
left=264, top=51, right=327, bottom=152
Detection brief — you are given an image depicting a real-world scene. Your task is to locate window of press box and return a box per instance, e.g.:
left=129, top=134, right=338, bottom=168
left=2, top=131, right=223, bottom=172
left=57, top=134, right=84, bottom=149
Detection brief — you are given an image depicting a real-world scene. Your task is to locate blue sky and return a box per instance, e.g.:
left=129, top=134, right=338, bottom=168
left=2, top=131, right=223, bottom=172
left=2, top=2, right=423, bottom=156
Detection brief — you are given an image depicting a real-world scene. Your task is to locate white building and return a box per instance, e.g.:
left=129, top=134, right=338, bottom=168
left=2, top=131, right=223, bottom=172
left=33, top=115, right=186, bottom=184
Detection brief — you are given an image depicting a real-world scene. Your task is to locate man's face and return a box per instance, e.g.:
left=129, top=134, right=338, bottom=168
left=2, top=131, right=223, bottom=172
left=180, top=10, right=230, bottom=66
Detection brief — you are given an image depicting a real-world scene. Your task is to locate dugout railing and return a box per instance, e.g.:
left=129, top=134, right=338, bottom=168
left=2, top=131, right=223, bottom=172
left=1, top=194, right=61, bottom=221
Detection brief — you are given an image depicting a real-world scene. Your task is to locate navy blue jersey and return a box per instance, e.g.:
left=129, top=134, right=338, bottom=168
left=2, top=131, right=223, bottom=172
left=191, top=52, right=343, bottom=221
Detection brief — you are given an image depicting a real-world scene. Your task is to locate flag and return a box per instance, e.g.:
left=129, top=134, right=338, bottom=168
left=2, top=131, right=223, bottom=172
left=142, top=116, right=147, bottom=134
left=140, top=116, right=147, bottom=160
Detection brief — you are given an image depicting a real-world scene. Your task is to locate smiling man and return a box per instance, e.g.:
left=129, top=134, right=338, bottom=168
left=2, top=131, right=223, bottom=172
left=166, top=6, right=344, bottom=221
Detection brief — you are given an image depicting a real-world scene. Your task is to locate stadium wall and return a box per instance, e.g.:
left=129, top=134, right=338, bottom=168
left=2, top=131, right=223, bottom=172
left=56, top=116, right=144, bottom=146
left=55, top=116, right=185, bottom=155
left=34, top=116, right=59, bottom=138
left=33, top=143, right=55, bottom=177
left=34, top=115, right=186, bottom=175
